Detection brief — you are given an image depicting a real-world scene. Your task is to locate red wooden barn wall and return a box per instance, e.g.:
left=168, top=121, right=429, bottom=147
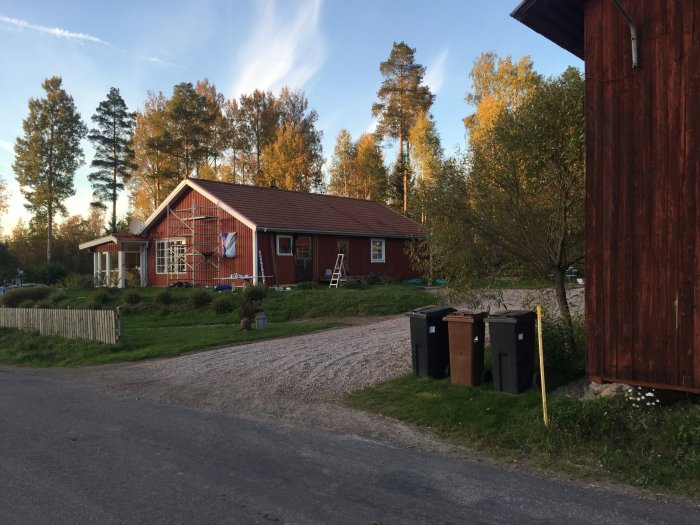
left=147, top=188, right=254, bottom=286
left=585, top=0, right=700, bottom=392
left=258, top=232, right=418, bottom=286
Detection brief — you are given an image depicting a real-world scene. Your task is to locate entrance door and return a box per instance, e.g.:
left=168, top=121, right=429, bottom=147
left=294, top=235, right=313, bottom=282
left=337, top=239, right=350, bottom=275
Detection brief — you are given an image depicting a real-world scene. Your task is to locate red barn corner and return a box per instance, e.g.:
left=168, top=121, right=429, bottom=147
left=513, top=0, right=700, bottom=393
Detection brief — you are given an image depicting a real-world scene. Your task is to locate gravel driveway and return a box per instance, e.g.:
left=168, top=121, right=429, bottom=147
left=53, top=288, right=584, bottom=453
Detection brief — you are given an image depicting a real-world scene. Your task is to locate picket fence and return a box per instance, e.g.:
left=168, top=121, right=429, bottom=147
left=0, top=307, right=123, bottom=344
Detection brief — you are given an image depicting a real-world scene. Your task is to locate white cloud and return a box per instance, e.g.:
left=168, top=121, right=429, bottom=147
left=231, top=0, right=327, bottom=97
left=424, top=48, right=449, bottom=95
left=0, top=15, right=110, bottom=45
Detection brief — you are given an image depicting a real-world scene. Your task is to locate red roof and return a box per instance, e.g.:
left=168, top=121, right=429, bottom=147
left=190, top=179, right=423, bottom=238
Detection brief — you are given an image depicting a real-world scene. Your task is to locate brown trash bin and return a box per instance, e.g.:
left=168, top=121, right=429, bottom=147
left=443, top=311, right=488, bottom=386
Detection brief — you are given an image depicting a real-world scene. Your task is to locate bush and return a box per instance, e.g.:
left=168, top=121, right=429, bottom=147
left=123, top=289, right=142, bottom=305
left=155, top=289, right=173, bottom=305
left=1, top=286, right=51, bottom=307
left=212, top=295, right=236, bottom=314
left=90, top=289, right=112, bottom=308
left=190, top=289, right=212, bottom=309
left=26, top=262, right=69, bottom=285
left=35, top=299, right=53, bottom=309
left=295, top=281, right=317, bottom=290
left=157, top=305, right=170, bottom=316
left=541, top=315, right=586, bottom=387
left=343, top=279, right=366, bottom=290
left=61, top=273, right=95, bottom=289
left=19, top=299, right=36, bottom=308
left=242, top=285, right=268, bottom=303
left=50, top=289, right=67, bottom=304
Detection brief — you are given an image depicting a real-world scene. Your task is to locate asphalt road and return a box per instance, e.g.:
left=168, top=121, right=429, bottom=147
left=1, top=367, right=698, bottom=525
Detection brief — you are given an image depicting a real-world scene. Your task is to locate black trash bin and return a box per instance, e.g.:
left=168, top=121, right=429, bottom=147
left=407, top=305, right=456, bottom=379
left=486, top=310, right=536, bottom=394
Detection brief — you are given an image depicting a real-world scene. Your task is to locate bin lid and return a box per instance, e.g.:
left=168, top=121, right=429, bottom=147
left=442, top=311, right=488, bottom=323
left=485, top=310, right=535, bottom=324
left=407, top=305, right=456, bottom=319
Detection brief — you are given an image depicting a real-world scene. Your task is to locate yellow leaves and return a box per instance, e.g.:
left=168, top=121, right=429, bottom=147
left=261, top=123, right=312, bottom=192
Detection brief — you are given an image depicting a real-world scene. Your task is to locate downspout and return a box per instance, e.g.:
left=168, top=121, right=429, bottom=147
left=611, top=0, right=639, bottom=68
left=253, top=228, right=259, bottom=285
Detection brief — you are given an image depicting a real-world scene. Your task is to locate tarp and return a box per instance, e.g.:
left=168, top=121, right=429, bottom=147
left=221, top=232, right=236, bottom=258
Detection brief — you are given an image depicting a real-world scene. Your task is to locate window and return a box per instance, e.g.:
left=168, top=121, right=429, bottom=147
left=277, top=235, right=293, bottom=256
left=295, top=236, right=312, bottom=260
left=156, top=239, right=186, bottom=274
left=370, top=238, right=385, bottom=263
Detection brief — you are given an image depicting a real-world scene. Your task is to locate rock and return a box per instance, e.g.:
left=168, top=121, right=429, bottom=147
left=584, top=381, right=630, bottom=400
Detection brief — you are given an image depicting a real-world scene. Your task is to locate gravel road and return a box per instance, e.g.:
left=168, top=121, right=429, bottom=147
left=54, top=288, right=584, bottom=453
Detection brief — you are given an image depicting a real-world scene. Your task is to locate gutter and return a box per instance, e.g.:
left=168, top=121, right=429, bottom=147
left=611, top=0, right=639, bottom=68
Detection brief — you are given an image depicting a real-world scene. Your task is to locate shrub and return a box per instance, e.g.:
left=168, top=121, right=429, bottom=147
left=90, top=289, right=112, bottom=308
left=238, top=300, right=260, bottom=322
left=190, top=289, right=212, bottom=309
left=61, top=273, right=95, bottom=289
left=157, top=305, right=170, bottom=316
left=50, top=289, right=67, bottom=304
left=343, top=279, right=366, bottom=290
left=155, top=289, right=173, bottom=305
left=295, top=281, right=317, bottom=290
left=35, top=299, right=53, bottom=309
left=19, top=299, right=36, bottom=308
left=212, top=295, right=236, bottom=314
left=242, top=285, right=268, bottom=303
left=26, top=262, right=68, bottom=285
left=1, top=286, right=51, bottom=307
left=123, top=289, right=142, bottom=305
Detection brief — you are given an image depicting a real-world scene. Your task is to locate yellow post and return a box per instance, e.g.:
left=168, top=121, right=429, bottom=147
left=537, top=305, right=549, bottom=427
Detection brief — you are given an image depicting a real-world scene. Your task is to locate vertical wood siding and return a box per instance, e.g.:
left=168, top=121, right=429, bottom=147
left=585, top=0, right=700, bottom=392
left=0, top=308, right=122, bottom=344
left=147, top=188, right=254, bottom=287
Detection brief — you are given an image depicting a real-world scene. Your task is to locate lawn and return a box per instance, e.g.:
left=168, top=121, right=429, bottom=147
left=0, top=284, right=435, bottom=366
left=345, top=375, right=700, bottom=499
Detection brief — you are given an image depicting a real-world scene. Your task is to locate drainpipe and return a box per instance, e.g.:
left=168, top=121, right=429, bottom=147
left=611, top=0, right=639, bottom=68
left=253, top=229, right=258, bottom=285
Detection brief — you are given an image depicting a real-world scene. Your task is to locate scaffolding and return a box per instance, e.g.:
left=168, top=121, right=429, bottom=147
left=165, top=203, right=222, bottom=287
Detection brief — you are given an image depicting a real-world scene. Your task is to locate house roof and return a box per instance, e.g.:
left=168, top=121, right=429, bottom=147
left=79, top=233, right=147, bottom=250
left=511, top=0, right=584, bottom=59
left=142, top=179, right=423, bottom=238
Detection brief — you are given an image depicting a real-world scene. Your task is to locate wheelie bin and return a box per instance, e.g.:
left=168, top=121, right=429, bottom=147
left=407, top=305, right=456, bottom=379
left=486, top=310, right=536, bottom=394
left=443, top=311, right=488, bottom=386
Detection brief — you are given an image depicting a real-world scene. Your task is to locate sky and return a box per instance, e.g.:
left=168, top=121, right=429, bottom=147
left=0, top=0, right=582, bottom=234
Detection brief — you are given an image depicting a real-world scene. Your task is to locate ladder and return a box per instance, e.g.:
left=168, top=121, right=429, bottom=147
left=258, top=250, right=266, bottom=286
left=329, top=253, right=346, bottom=288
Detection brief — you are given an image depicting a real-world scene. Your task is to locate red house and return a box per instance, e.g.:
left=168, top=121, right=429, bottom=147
left=513, top=0, right=700, bottom=393
left=80, top=179, right=423, bottom=288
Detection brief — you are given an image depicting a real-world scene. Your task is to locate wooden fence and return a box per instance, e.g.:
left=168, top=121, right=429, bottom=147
left=0, top=307, right=123, bottom=345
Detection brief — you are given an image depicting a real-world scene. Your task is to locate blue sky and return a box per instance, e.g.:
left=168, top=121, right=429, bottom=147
left=0, top=0, right=581, bottom=233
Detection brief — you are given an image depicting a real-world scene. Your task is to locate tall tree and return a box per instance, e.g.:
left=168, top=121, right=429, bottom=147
left=464, top=52, right=540, bottom=143
left=195, top=79, right=228, bottom=178
left=87, top=87, right=137, bottom=232
left=0, top=176, right=8, bottom=218
left=237, top=90, right=279, bottom=185
left=13, top=77, right=87, bottom=262
left=372, top=41, right=434, bottom=214
left=327, top=129, right=358, bottom=197
left=129, top=91, right=179, bottom=221
left=164, top=82, right=212, bottom=179
left=224, top=98, right=250, bottom=184
left=409, top=110, right=443, bottom=222
left=262, top=122, right=319, bottom=191
left=355, top=133, right=388, bottom=202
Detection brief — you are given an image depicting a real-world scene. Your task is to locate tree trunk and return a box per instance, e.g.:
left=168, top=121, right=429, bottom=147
left=552, top=267, right=576, bottom=353
left=399, top=127, right=406, bottom=214
left=47, top=206, right=52, bottom=263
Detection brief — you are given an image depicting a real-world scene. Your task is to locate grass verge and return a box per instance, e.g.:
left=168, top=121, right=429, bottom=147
left=0, top=321, right=339, bottom=367
left=344, top=376, right=700, bottom=499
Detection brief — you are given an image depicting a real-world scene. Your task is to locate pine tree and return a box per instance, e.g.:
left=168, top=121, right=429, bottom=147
left=13, top=77, right=86, bottom=262
left=372, top=42, right=433, bottom=214
left=87, top=87, right=137, bottom=233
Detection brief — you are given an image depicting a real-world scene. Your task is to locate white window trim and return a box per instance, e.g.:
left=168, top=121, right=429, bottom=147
left=156, top=238, right=187, bottom=275
left=370, top=238, right=385, bottom=263
left=276, top=234, right=293, bottom=256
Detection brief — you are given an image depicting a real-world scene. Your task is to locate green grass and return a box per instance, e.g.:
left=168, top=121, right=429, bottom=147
left=0, top=321, right=339, bottom=367
left=0, top=284, right=434, bottom=366
left=345, top=376, right=700, bottom=499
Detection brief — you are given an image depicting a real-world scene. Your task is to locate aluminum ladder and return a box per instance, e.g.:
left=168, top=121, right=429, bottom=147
left=329, top=253, right=346, bottom=288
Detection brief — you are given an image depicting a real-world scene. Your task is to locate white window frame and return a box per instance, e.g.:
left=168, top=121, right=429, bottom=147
left=156, top=239, right=186, bottom=274
left=276, top=234, right=293, bottom=256
left=370, top=238, right=385, bottom=263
